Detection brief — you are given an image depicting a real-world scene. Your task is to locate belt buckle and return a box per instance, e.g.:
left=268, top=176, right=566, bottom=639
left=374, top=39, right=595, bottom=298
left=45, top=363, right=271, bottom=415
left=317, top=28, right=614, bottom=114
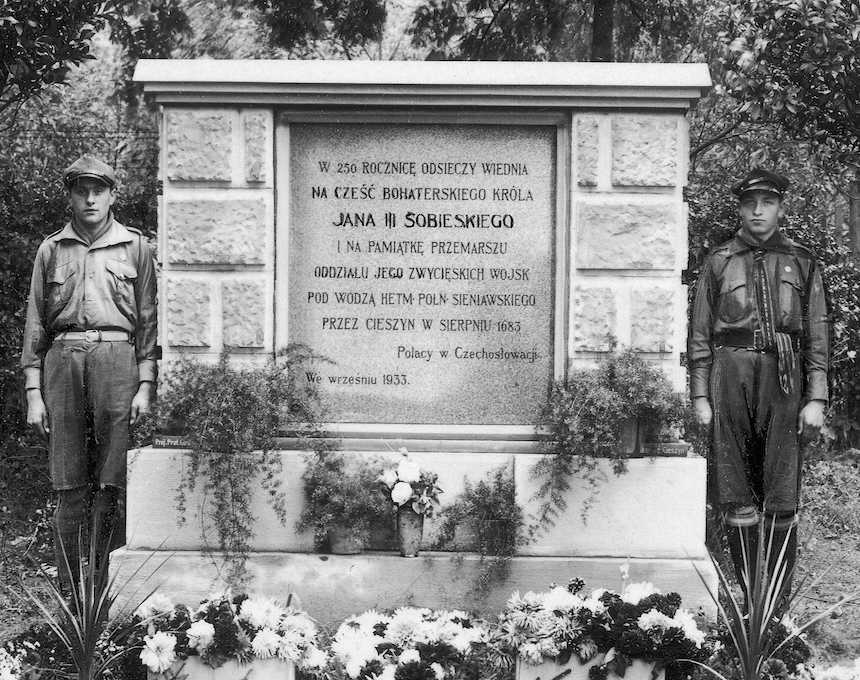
left=84, top=329, right=102, bottom=343
left=753, top=329, right=764, bottom=351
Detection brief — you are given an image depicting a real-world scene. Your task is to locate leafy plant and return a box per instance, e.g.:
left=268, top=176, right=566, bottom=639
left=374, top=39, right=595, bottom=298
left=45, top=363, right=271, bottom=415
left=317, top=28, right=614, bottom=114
left=433, top=465, right=523, bottom=558
left=11, top=530, right=162, bottom=680
left=155, top=344, right=326, bottom=585
left=693, top=521, right=859, bottom=680
left=296, top=451, right=390, bottom=551
left=532, top=346, right=686, bottom=530
left=431, top=465, right=524, bottom=594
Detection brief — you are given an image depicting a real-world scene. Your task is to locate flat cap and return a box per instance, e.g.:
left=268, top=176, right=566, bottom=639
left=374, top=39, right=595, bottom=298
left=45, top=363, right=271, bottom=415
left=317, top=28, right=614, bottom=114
left=731, top=167, right=789, bottom=198
left=63, top=154, right=116, bottom=188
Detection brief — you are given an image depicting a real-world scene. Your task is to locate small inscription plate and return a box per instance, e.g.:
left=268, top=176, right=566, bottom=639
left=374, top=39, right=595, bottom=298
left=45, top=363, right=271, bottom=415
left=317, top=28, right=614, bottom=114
left=288, top=123, right=556, bottom=425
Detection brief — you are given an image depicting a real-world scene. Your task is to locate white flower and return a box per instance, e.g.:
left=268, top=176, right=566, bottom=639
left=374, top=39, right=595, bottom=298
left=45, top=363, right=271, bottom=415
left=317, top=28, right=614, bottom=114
left=301, top=646, right=329, bottom=669
left=672, top=609, right=705, bottom=647
left=139, top=632, right=177, bottom=674
left=847, top=350, right=857, bottom=360
left=397, top=459, right=422, bottom=484
left=637, top=609, right=674, bottom=631
left=252, top=628, right=282, bottom=659
left=391, top=481, right=413, bottom=505
left=431, top=662, right=445, bottom=680
left=387, top=608, right=431, bottom=646
left=378, top=664, right=398, bottom=680
left=135, top=592, right=175, bottom=620
left=187, top=620, right=216, bottom=651
left=621, top=581, right=660, bottom=604
left=541, top=586, right=584, bottom=613
left=0, top=649, right=22, bottom=680
left=278, top=628, right=305, bottom=662
left=332, top=627, right=379, bottom=678
left=240, top=597, right=286, bottom=630
left=379, top=468, right=399, bottom=488
left=399, top=649, right=421, bottom=665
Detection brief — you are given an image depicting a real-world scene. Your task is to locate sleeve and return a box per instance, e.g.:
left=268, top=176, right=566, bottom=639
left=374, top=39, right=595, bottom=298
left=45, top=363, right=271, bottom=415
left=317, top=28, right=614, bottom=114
left=133, top=235, right=159, bottom=383
left=802, top=259, right=829, bottom=401
left=687, top=256, right=717, bottom=400
left=20, top=243, right=50, bottom=390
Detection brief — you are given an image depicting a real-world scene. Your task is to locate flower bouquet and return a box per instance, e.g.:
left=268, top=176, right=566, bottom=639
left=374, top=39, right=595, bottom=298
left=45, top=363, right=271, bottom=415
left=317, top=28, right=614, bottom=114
left=379, top=453, right=442, bottom=516
left=497, top=577, right=710, bottom=680
left=330, top=607, right=488, bottom=680
left=379, top=453, right=442, bottom=556
left=131, top=590, right=327, bottom=677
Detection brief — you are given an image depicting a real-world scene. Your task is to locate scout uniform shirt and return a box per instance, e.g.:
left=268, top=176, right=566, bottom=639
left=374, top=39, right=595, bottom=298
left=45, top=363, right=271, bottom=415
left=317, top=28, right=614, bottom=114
left=688, top=227, right=828, bottom=404
left=21, top=217, right=158, bottom=388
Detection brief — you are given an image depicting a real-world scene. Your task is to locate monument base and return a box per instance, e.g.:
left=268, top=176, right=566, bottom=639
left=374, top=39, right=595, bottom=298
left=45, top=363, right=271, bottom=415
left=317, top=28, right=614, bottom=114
left=110, top=549, right=718, bottom=627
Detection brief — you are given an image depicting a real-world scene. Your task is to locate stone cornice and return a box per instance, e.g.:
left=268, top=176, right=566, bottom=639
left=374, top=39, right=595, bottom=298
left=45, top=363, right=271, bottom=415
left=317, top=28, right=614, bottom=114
left=133, top=60, right=711, bottom=110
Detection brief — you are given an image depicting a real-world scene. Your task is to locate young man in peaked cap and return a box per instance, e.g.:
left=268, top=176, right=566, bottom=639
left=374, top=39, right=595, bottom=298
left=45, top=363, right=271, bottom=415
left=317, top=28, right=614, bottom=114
left=688, top=168, right=829, bottom=603
left=21, top=154, right=158, bottom=591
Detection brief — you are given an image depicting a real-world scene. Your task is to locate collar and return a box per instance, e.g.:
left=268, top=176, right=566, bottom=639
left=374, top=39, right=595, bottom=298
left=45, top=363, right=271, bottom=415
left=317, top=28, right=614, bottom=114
left=51, top=215, right=134, bottom=249
left=727, top=228, right=795, bottom=255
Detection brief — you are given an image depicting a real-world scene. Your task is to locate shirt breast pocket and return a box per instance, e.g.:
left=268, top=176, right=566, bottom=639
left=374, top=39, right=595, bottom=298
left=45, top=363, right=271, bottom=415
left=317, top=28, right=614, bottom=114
left=779, top=269, right=805, bottom=329
left=104, top=258, right=138, bottom=307
left=717, top=277, right=750, bottom=324
left=47, top=261, right=77, bottom=308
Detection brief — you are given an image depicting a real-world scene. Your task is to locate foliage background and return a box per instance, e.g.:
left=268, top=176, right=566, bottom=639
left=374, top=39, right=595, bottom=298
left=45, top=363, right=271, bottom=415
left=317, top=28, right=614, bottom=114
left=1, top=0, right=859, bottom=662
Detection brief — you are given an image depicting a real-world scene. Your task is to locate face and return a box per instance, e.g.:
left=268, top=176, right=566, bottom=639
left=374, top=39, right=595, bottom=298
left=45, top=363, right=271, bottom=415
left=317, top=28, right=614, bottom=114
left=738, top=191, right=783, bottom=241
left=68, top=177, right=115, bottom=230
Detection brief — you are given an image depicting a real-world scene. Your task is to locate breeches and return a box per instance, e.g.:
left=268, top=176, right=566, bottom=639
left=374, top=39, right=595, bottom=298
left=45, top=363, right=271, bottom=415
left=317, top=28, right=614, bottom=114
left=710, top=347, right=802, bottom=513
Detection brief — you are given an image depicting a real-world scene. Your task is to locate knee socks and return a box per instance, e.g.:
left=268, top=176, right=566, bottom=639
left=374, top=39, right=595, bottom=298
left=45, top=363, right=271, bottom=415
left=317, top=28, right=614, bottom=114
left=53, top=486, right=89, bottom=591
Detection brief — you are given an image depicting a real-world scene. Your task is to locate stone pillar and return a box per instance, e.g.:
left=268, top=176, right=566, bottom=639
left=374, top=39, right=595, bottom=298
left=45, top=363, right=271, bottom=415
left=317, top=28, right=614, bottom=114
left=572, top=114, right=688, bottom=387
left=161, top=108, right=274, bottom=360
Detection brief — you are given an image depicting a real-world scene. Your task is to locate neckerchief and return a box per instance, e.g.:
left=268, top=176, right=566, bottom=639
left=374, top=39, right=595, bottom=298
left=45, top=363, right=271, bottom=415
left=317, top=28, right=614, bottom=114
left=741, top=230, right=796, bottom=395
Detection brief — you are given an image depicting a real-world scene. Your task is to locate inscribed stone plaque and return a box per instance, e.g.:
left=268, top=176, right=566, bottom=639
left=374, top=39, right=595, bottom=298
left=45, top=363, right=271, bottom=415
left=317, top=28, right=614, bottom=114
left=288, top=124, right=556, bottom=425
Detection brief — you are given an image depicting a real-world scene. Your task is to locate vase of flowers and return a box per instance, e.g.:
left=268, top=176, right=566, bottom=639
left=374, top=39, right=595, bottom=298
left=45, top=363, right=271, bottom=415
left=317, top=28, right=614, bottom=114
left=396, top=505, right=424, bottom=557
left=379, top=452, right=442, bottom=557
left=130, top=589, right=328, bottom=678
left=497, top=576, right=710, bottom=680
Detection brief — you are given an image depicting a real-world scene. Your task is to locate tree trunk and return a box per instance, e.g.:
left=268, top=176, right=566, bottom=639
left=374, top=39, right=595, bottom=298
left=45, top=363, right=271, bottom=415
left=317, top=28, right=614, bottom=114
left=850, top=179, right=860, bottom=255
left=592, top=0, right=615, bottom=62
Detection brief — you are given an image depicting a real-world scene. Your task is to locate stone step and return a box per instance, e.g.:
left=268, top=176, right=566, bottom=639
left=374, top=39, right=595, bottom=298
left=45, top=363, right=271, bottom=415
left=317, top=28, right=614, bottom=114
left=110, top=549, right=718, bottom=630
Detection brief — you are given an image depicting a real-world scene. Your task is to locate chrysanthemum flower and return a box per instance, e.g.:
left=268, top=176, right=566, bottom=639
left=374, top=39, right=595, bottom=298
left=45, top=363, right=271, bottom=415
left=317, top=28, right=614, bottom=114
left=139, top=632, right=177, bottom=673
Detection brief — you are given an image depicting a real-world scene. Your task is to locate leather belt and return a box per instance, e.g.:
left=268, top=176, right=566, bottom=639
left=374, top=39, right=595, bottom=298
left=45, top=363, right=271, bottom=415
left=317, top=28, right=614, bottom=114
left=715, top=329, right=800, bottom=353
left=55, top=330, right=131, bottom=343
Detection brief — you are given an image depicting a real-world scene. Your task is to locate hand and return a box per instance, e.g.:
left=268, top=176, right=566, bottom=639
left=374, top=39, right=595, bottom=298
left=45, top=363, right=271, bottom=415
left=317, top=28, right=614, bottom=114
left=798, top=400, right=825, bottom=441
left=129, top=381, right=153, bottom=426
left=27, top=389, right=50, bottom=440
left=693, top=397, right=713, bottom=428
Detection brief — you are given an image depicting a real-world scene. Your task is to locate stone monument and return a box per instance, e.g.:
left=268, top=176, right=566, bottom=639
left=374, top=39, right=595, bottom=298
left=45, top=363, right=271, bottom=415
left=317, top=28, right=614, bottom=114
left=119, top=60, right=714, bottom=624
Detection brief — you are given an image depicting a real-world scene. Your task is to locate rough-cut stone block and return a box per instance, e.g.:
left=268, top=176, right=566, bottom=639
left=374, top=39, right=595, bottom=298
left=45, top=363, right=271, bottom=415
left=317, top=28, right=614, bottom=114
left=166, top=199, right=266, bottom=264
left=577, top=116, right=599, bottom=186
left=166, top=110, right=233, bottom=182
left=576, top=202, right=676, bottom=270
left=630, top=287, right=675, bottom=352
left=166, top=278, right=211, bottom=347
left=611, top=117, right=678, bottom=186
left=223, top=279, right=265, bottom=347
left=244, top=110, right=268, bottom=183
left=573, top=286, right=615, bottom=351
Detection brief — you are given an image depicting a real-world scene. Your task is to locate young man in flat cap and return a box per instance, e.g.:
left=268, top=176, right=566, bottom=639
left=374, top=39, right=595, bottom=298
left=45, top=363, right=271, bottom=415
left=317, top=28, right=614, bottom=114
left=21, top=154, right=158, bottom=591
left=688, top=168, right=828, bottom=603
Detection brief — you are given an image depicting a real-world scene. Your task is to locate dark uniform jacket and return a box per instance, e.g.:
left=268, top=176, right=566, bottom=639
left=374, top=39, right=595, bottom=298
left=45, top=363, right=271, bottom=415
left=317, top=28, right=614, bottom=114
left=688, top=228, right=828, bottom=402
left=21, top=217, right=158, bottom=389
